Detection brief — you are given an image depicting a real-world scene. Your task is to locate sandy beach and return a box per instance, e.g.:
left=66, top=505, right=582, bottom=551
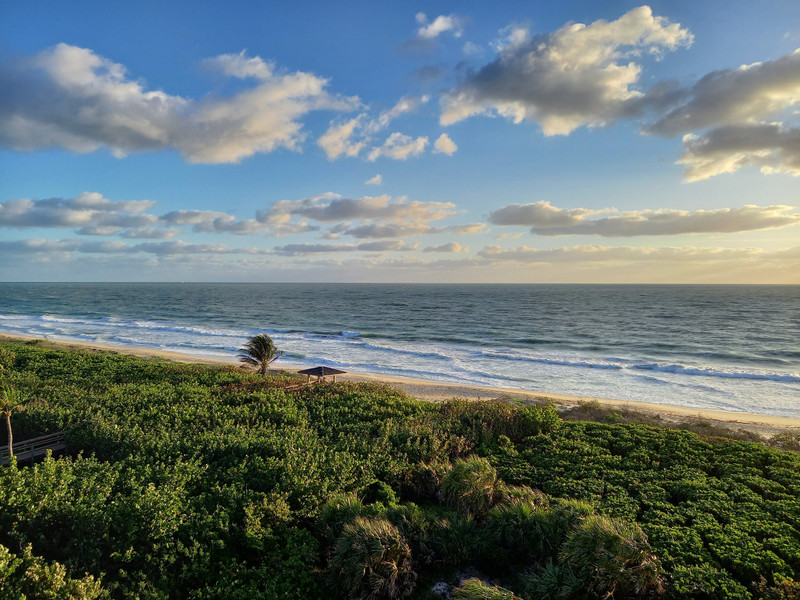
left=2, top=332, right=799, bottom=437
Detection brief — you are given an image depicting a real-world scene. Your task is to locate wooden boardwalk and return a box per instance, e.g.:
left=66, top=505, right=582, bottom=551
left=0, top=432, right=65, bottom=466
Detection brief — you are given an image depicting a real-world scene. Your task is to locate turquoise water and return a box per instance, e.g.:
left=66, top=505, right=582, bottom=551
left=0, top=283, right=798, bottom=417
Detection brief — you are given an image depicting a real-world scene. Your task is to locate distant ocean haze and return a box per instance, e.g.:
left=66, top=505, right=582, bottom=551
left=0, top=283, right=798, bottom=417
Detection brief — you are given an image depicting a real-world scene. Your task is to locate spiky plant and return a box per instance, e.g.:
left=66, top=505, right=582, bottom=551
left=237, top=334, right=283, bottom=375
left=386, top=504, right=437, bottom=567
left=522, top=562, right=584, bottom=600
left=330, top=516, right=417, bottom=600
left=559, top=514, right=665, bottom=598
left=495, top=483, right=549, bottom=508
left=534, top=498, right=594, bottom=557
left=441, top=455, right=501, bottom=519
left=0, top=383, right=24, bottom=457
left=319, top=493, right=371, bottom=544
left=432, top=513, right=479, bottom=566
left=451, top=578, right=519, bottom=600
left=484, top=498, right=544, bottom=567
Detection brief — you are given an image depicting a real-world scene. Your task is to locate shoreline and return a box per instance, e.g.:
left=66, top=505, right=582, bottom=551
left=2, top=332, right=799, bottom=436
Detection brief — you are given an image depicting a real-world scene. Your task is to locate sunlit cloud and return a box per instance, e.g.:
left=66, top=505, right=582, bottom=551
left=477, top=244, right=765, bottom=263
left=423, top=242, right=469, bottom=253
left=416, top=13, right=464, bottom=40
left=0, top=192, right=156, bottom=231
left=365, top=174, right=383, bottom=185
left=678, top=124, right=800, bottom=181
left=367, top=132, right=428, bottom=161
left=0, top=44, right=358, bottom=163
left=274, top=240, right=417, bottom=255
left=440, top=6, right=692, bottom=134
left=433, top=133, right=458, bottom=155
left=489, top=201, right=800, bottom=236
left=646, top=49, right=800, bottom=137
left=318, top=96, right=429, bottom=160
left=0, top=238, right=272, bottom=256
left=317, top=118, right=366, bottom=160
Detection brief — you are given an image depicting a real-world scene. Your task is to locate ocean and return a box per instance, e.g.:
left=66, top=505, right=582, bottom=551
left=0, top=283, right=798, bottom=417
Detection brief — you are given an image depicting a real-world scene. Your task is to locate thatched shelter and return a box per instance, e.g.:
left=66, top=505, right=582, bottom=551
left=298, top=366, right=347, bottom=383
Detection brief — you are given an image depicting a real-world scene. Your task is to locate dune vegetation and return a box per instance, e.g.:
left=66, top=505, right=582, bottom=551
left=0, top=341, right=798, bottom=599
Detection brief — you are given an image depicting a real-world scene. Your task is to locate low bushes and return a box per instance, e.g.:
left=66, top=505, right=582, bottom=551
left=1, top=342, right=799, bottom=599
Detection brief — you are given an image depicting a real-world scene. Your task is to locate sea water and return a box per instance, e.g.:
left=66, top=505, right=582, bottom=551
left=0, top=283, right=798, bottom=417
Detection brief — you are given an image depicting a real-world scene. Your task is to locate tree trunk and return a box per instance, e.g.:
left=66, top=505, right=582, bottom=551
left=5, top=412, right=12, bottom=458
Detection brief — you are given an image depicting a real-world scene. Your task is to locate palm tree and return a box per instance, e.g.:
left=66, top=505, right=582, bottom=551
left=1, top=383, right=24, bottom=458
left=237, top=334, right=283, bottom=375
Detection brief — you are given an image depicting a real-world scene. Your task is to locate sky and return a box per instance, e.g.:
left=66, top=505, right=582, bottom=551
left=1, top=0, right=799, bottom=283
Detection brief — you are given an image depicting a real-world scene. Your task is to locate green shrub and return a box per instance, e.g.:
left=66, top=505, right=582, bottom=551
left=318, top=493, right=373, bottom=544
left=534, top=499, right=594, bottom=557
left=484, top=499, right=544, bottom=568
left=0, top=543, right=105, bottom=599
left=560, top=514, right=664, bottom=598
left=668, top=564, right=750, bottom=599
left=452, top=578, right=519, bottom=599
left=754, top=575, right=800, bottom=600
left=385, top=503, right=438, bottom=566
left=330, top=516, right=416, bottom=600
left=363, top=480, right=399, bottom=507
left=496, top=483, right=548, bottom=508
left=521, top=562, right=583, bottom=600
left=441, top=456, right=502, bottom=519
left=431, top=513, right=480, bottom=566
left=400, top=460, right=451, bottom=502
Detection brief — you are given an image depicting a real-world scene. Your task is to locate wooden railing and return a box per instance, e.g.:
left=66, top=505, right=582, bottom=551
left=0, top=432, right=66, bottom=466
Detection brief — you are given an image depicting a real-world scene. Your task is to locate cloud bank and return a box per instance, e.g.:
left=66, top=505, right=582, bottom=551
left=0, top=44, right=357, bottom=163
left=440, top=6, right=693, bottom=134
left=489, top=201, right=800, bottom=236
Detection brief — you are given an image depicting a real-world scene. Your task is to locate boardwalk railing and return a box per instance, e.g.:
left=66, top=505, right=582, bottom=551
left=0, top=432, right=65, bottom=466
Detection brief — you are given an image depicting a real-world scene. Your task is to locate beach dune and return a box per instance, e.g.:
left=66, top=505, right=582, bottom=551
left=1, top=333, right=798, bottom=437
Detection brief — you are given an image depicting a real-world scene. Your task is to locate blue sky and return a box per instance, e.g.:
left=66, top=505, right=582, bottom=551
left=1, top=0, right=799, bottom=282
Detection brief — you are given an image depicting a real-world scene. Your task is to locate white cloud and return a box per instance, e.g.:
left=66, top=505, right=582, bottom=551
left=0, top=44, right=358, bottom=163
left=161, top=208, right=317, bottom=237
left=678, top=124, right=800, bottom=181
left=496, top=232, right=524, bottom=241
left=343, top=223, right=437, bottom=239
left=369, top=96, right=429, bottom=133
left=433, top=133, right=458, bottom=155
left=318, top=95, right=428, bottom=160
left=365, top=174, right=383, bottom=185
left=317, top=117, right=365, bottom=160
left=443, top=223, right=486, bottom=235
left=201, top=51, right=273, bottom=80
left=0, top=238, right=271, bottom=256
left=477, top=244, right=763, bottom=263
left=423, top=242, right=469, bottom=253
left=440, top=6, right=692, bottom=134
left=416, top=13, right=464, bottom=40
left=489, top=200, right=800, bottom=236
left=273, top=240, right=416, bottom=255
left=120, top=228, right=180, bottom=239
left=255, top=192, right=483, bottom=239
left=0, top=192, right=157, bottom=230
left=367, top=132, right=428, bottom=161
left=647, top=49, right=800, bottom=137
left=462, top=42, right=484, bottom=57
left=634, top=48, right=800, bottom=181
left=261, top=193, right=454, bottom=224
